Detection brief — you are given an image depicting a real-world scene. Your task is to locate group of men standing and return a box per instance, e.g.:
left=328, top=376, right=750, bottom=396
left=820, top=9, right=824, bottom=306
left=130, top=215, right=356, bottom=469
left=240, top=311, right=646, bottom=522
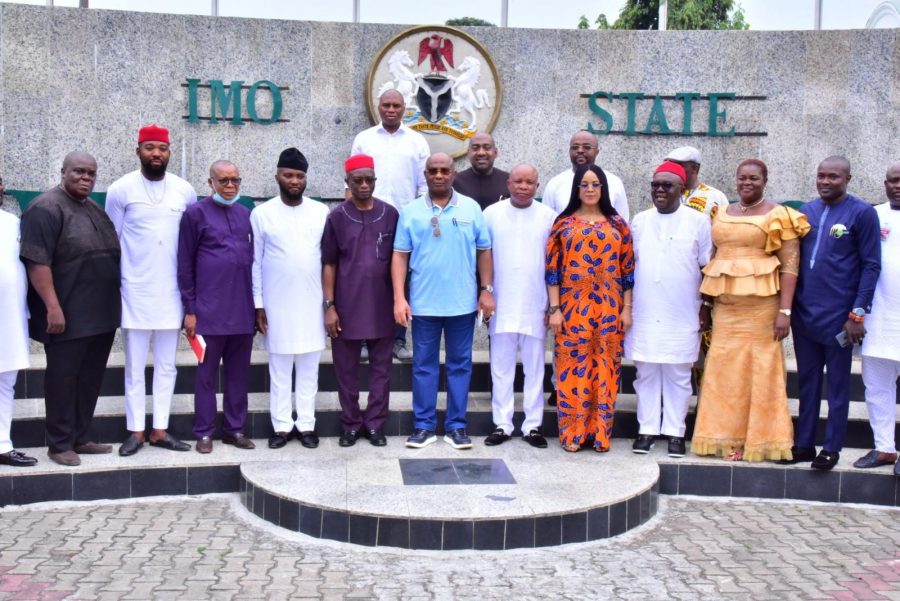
left=0, top=86, right=896, bottom=471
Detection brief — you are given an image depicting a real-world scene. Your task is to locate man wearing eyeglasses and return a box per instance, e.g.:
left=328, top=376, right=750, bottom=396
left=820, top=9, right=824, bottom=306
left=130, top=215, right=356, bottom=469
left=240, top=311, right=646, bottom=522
left=251, top=148, right=328, bottom=451
left=322, top=154, right=399, bottom=448
left=393, top=153, right=494, bottom=450
left=540, top=130, right=630, bottom=406
left=625, top=162, right=712, bottom=459
left=20, top=152, right=121, bottom=466
left=177, top=160, right=256, bottom=454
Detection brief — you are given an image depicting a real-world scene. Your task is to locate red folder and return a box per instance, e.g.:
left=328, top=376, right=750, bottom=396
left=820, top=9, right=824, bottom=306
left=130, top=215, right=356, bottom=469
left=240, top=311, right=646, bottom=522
left=184, top=332, right=207, bottom=364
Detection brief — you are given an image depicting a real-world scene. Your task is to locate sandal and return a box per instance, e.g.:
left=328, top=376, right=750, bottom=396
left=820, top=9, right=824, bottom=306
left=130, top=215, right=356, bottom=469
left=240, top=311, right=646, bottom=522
left=726, top=449, right=743, bottom=461
left=562, top=443, right=581, bottom=453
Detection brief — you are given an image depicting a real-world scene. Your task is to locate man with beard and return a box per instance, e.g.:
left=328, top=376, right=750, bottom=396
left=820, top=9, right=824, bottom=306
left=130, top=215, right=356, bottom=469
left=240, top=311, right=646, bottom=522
left=855, top=161, right=900, bottom=474
left=322, top=154, right=398, bottom=447
left=789, top=156, right=881, bottom=470
left=20, top=152, right=121, bottom=466
left=452, top=133, right=508, bottom=210
left=624, top=162, right=712, bottom=458
left=178, top=160, right=256, bottom=454
left=251, top=148, right=328, bottom=450
left=105, top=125, right=197, bottom=456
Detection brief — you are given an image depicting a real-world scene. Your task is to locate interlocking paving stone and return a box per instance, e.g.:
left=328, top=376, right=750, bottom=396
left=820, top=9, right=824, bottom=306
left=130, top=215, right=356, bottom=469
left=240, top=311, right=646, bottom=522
left=0, top=495, right=896, bottom=599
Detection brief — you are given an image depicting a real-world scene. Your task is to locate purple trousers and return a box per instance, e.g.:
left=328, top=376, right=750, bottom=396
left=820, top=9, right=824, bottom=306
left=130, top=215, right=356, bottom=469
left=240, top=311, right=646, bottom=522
left=193, top=333, right=253, bottom=439
left=331, top=336, right=392, bottom=432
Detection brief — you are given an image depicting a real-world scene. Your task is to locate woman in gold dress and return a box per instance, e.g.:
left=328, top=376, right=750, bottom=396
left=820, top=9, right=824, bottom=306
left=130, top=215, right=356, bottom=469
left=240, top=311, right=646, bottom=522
left=691, top=159, right=810, bottom=462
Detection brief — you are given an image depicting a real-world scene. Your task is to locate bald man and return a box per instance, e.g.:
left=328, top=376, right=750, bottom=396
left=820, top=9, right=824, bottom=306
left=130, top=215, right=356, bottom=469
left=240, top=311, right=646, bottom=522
left=20, top=152, right=121, bottom=466
left=351, top=89, right=430, bottom=360
left=178, top=160, right=256, bottom=454
left=453, top=133, right=509, bottom=210
left=482, top=165, right=555, bottom=448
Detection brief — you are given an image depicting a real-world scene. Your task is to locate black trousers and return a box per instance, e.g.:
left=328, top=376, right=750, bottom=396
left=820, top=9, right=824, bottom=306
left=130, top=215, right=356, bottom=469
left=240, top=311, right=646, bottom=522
left=43, top=331, right=115, bottom=453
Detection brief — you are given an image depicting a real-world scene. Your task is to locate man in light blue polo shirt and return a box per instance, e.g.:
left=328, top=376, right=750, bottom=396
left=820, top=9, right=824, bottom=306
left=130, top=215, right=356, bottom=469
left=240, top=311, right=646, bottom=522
left=392, top=152, right=495, bottom=449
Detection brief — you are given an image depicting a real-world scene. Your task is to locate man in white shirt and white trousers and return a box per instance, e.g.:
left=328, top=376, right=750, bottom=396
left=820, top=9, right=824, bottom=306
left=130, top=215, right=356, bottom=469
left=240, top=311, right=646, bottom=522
left=482, top=164, right=557, bottom=448
left=105, top=125, right=197, bottom=456
left=251, top=148, right=329, bottom=450
left=625, top=161, right=712, bottom=458
left=0, top=186, right=38, bottom=467
left=855, top=161, right=900, bottom=473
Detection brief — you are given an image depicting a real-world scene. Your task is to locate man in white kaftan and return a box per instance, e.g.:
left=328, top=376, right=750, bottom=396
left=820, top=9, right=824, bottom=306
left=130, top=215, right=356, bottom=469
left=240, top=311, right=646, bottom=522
left=482, top=165, right=556, bottom=448
left=855, top=162, right=900, bottom=473
left=0, top=184, right=38, bottom=467
left=625, top=161, right=712, bottom=458
left=105, top=125, right=197, bottom=456
left=252, top=148, right=328, bottom=450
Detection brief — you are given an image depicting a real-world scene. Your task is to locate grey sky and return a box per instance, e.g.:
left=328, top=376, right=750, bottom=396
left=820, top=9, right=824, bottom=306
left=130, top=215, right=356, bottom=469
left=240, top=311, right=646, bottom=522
left=5, top=0, right=888, bottom=30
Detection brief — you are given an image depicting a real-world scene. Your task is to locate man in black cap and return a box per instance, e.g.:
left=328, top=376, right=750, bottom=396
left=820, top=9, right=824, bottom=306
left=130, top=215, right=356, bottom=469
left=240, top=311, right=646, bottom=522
left=250, top=148, right=329, bottom=449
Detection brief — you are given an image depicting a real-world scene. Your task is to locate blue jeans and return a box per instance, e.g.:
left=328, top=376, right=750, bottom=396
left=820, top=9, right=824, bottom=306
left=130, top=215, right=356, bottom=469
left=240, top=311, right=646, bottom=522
left=411, top=312, right=476, bottom=432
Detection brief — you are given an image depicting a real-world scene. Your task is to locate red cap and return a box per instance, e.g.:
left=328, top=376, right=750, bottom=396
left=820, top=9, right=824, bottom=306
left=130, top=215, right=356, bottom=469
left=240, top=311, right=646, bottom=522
left=654, top=161, right=686, bottom=183
left=138, top=124, right=170, bottom=145
left=345, top=154, right=375, bottom=173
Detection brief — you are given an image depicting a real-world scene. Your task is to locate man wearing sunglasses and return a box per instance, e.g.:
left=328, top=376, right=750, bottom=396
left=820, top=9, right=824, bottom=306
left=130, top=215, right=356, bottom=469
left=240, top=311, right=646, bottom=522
left=177, top=160, right=256, bottom=454
left=392, top=153, right=494, bottom=450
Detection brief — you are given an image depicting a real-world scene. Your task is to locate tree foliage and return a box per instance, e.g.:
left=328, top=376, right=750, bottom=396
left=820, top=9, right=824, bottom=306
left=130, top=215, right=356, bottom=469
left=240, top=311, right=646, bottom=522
left=445, top=17, right=496, bottom=27
left=579, top=0, right=749, bottom=30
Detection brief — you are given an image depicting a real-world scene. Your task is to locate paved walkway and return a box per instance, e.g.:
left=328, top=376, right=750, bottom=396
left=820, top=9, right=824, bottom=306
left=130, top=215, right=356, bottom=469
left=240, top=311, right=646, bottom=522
left=0, top=495, right=897, bottom=600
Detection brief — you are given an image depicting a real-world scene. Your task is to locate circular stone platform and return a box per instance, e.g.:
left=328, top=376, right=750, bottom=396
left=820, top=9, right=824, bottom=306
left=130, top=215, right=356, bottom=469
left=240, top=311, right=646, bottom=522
left=240, top=438, right=659, bottom=550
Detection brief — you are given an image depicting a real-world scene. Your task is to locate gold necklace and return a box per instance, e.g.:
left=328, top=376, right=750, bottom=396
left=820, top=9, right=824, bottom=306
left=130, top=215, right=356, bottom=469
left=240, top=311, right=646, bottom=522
left=739, top=197, right=764, bottom=213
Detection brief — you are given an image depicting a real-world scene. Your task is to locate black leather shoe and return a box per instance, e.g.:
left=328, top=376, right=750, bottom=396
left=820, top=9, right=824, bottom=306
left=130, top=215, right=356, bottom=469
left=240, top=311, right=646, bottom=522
left=118, top=434, right=144, bottom=457
left=632, top=435, right=655, bottom=454
left=522, top=429, right=548, bottom=448
left=222, top=433, right=256, bottom=449
left=811, top=450, right=840, bottom=470
left=0, top=450, right=37, bottom=467
left=339, top=430, right=360, bottom=447
left=365, top=429, right=387, bottom=447
left=778, top=446, right=817, bottom=465
left=299, top=431, right=319, bottom=449
left=667, top=437, right=686, bottom=458
left=547, top=390, right=557, bottom=406
left=268, top=432, right=290, bottom=449
left=484, top=428, right=510, bottom=446
left=853, top=450, right=898, bottom=469
left=148, top=433, right=191, bottom=452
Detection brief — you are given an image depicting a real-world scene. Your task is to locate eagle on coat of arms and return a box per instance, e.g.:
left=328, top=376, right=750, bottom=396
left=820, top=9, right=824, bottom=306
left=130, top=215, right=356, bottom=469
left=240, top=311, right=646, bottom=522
left=418, top=34, right=454, bottom=72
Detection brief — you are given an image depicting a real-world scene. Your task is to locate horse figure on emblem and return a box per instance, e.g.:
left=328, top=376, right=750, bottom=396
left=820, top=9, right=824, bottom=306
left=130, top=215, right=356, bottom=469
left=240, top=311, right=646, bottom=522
left=450, top=56, right=492, bottom=128
left=377, top=50, right=420, bottom=110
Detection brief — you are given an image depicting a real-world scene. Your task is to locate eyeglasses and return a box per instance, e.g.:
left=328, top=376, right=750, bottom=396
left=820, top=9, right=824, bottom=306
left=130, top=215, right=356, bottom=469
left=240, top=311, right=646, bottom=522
left=349, top=176, right=377, bottom=185
left=650, top=182, right=677, bottom=191
left=430, top=216, right=441, bottom=237
left=215, top=177, right=242, bottom=186
left=579, top=182, right=602, bottom=190
left=570, top=144, right=596, bottom=151
left=426, top=167, right=453, bottom=176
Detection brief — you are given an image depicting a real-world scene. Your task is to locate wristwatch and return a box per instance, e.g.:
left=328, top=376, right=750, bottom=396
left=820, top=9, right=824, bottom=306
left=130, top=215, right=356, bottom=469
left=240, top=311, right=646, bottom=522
left=547, top=305, right=560, bottom=315
left=323, top=299, right=335, bottom=310
left=848, top=307, right=865, bottom=323
left=479, top=285, right=494, bottom=293
left=778, top=309, right=791, bottom=317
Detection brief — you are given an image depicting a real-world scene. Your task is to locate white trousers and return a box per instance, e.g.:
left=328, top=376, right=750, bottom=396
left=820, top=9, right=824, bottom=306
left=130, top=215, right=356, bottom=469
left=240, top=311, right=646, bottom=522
left=124, top=328, right=180, bottom=432
left=0, top=370, right=17, bottom=454
left=269, top=351, right=320, bottom=432
left=489, top=332, right=546, bottom=435
left=862, top=355, right=899, bottom=454
left=633, top=361, right=693, bottom=437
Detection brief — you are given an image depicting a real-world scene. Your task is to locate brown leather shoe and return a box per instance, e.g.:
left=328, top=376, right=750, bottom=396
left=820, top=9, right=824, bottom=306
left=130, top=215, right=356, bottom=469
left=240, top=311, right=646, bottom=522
left=196, top=436, right=213, bottom=454
left=73, top=442, right=113, bottom=454
left=222, top=433, right=256, bottom=450
left=48, top=450, right=81, bottom=466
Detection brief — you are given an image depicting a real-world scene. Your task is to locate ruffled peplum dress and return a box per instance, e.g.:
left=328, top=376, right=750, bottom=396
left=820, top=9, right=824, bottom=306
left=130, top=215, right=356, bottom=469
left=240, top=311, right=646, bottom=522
left=691, top=205, right=810, bottom=462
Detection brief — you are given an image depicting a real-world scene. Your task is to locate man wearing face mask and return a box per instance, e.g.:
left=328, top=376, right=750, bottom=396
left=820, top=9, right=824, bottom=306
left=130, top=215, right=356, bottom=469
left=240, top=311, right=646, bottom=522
left=251, top=148, right=328, bottom=450
left=177, top=160, right=255, bottom=454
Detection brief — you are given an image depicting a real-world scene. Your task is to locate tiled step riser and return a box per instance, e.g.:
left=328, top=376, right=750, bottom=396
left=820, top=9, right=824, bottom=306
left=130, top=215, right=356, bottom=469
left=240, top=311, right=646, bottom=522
left=9, top=410, right=894, bottom=452
left=240, top=478, right=658, bottom=550
left=13, top=363, right=887, bottom=401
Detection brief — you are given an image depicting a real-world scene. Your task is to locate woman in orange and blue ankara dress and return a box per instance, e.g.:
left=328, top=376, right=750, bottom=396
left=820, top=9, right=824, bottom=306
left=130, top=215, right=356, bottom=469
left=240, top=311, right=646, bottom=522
left=546, top=164, right=634, bottom=452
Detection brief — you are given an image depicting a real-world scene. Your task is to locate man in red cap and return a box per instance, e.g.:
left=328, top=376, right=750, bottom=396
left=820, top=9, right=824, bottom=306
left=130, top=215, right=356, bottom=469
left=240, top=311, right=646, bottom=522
left=624, top=161, right=712, bottom=458
left=322, top=155, right=399, bottom=447
left=251, top=148, right=329, bottom=450
left=106, top=124, right=198, bottom=457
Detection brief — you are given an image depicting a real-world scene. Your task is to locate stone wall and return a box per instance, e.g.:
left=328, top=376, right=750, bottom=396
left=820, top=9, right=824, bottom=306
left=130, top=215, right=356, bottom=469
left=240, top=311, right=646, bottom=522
left=0, top=3, right=896, bottom=209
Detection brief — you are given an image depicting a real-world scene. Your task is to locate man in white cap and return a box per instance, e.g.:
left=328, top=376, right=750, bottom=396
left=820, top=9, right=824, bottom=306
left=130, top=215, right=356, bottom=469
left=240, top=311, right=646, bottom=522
left=664, top=146, right=729, bottom=218
left=106, top=124, right=197, bottom=456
